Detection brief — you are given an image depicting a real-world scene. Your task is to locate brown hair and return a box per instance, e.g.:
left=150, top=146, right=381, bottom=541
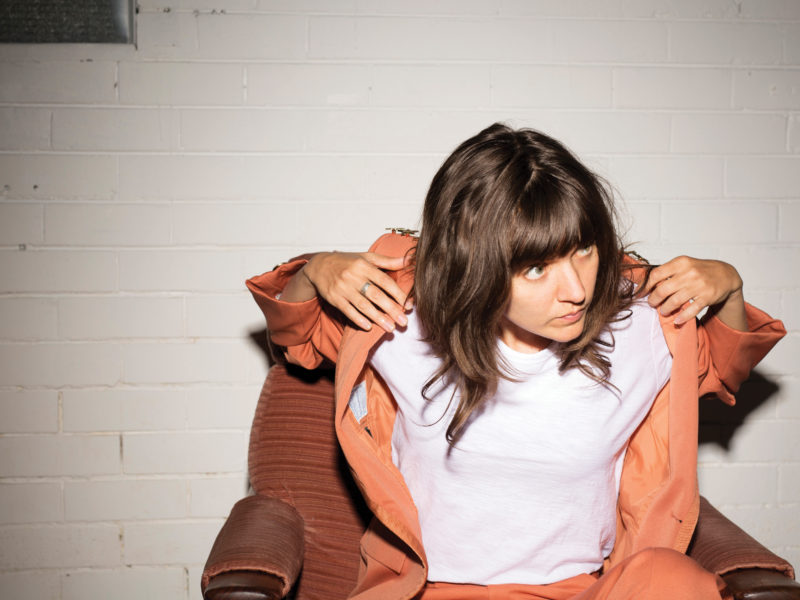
left=411, top=123, right=637, bottom=444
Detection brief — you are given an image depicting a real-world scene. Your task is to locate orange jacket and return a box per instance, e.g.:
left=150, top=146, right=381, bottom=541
left=247, top=233, right=786, bottom=600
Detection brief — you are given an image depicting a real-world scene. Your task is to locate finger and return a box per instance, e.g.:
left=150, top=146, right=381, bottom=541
left=360, top=278, right=408, bottom=327
left=370, top=269, right=409, bottom=309
left=672, top=302, right=701, bottom=326
left=641, top=263, right=675, bottom=298
left=347, top=292, right=397, bottom=333
left=363, top=252, right=409, bottom=272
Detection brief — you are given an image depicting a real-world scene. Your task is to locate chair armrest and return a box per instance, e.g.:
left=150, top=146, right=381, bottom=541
left=202, top=495, right=304, bottom=599
left=204, top=571, right=284, bottom=600
left=690, top=497, right=794, bottom=579
left=721, top=569, right=800, bottom=600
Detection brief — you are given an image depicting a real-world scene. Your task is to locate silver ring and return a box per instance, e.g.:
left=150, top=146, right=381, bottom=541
left=359, top=281, right=372, bottom=297
left=688, top=298, right=695, bottom=304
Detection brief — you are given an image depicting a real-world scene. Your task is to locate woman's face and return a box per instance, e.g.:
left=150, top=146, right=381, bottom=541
left=500, top=245, right=599, bottom=353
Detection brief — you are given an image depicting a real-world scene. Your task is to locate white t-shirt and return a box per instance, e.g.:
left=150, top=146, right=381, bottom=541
left=368, top=300, right=672, bottom=585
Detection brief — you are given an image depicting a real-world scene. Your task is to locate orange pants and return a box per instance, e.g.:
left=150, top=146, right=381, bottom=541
left=418, top=548, right=728, bottom=600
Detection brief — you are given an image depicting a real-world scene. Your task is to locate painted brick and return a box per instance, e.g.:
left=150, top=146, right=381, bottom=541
left=608, top=157, right=724, bottom=199
left=698, top=464, right=778, bottom=505
left=617, top=201, right=661, bottom=247
left=779, top=463, right=800, bottom=503
left=58, top=296, right=183, bottom=340
left=492, top=66, right=612, bottom=109
left=669, top=22, right=783, bottom=65
left=135, top=12, right=201, bottom=59
left=0, top=297, right=57, bottom=341
left=179, top=108, right=306, bottom=151
left=498, top=0, right=737, bottom=19
left=305, top=109, right=488, bottom=153
left=189, top=477, right=246, bottom=517
left=139, top=0, right=256, bottom=8
left=790, top=116, right=800, bottom=153
left=247, top=63, right=370, bottom=107
left=185, top=294, right=263, bottom=338
left=118, top=250, right=252, bottom=292
left=712, top=505, right=800, bottom=550
left=297, top=201, right=422, bottom=246
left=723, top=245, right=800, bottom=291
left=123, top=432, right=246, bottom=474
left=719, top=418, right=800, bottom=462
left=353, top=0, right=495, bottom=14
left=309, top=16, right=552, bottom=60
left=123, top=520, right=222, bottom=565
left=171, top=202, right=298, bottom=246
left=0, top=342, right=121, bottom=387
left=45, top=203, right=172, bottom=246
left=662, top=202, right=777, bottom=244
left=781, top=290, right=800, bottom=334
left=0, top=390, right=58, bottom=433
left=546, top=111, right=671, bottom=155
left=188, top=565, right=203, bottom=600
left=187, top=386, right=260, bottom=429
left=0, top=570, right=60, bottom=600
left=0, top=61, right=116, bottom=104
left=62, top=567, right=187, bottom=600
left=549, top=19, right=668, bottom=63
left=0, top=483, right=62, bottom=524
left=0, top=108, right=51, bottom=151
left=742, top=289, right=782, bottom=319
left=733, top=69, right=800, bottom=110
left=0, top=202, right=43, bottom=245
left=779, top=203, right=800, bottom=242
left=119, top=61, right=244, bottom=106
left=672, top=114, right=787, bottom=154
left=195, top=14, right=306, bottom=59
left=0, top=249, right=116, bottom=293
left=65, top=479, right=187, bottom=520
left=371, top=65, right=491, bottom=108
left=0, top=434, right=121, bottom=477
left=62, top=389, right=187, bottom=432
left=52, top=108, right=179, bottom=151
left=784, top=23, right=800, bottom=64
left=759, top=333, right=799, bottom=377
left=118, top=155, right=372, bottom=201
left=727, top=157, right=800, bottom=198
left=365, top=155, right=442, bottom=203
left=0, top=154, right=117, bottom=200
left=0, top=524, right=121, bottom=569
left=739, top=0, right=800, bottom=19
left=614, top=68, right=731, bottom=109
left=122, top=341, right=260, bottom=385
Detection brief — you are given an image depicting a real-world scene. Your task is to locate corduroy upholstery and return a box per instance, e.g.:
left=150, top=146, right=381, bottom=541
left=203, top=362, right=800, bottom=600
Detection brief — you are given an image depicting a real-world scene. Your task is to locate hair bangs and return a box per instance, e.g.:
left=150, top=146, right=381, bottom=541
left=508, top=176, right=597, bottom=272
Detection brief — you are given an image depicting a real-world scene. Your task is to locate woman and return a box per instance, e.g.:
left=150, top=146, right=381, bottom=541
left=247, top=124, right=785, bottom=600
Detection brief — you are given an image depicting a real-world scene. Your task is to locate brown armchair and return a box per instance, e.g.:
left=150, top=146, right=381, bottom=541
left=202, top=362, right=800, bottom=600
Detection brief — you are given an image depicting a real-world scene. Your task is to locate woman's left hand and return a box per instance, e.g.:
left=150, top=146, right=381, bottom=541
left=644, top=256, right=746, bottom=330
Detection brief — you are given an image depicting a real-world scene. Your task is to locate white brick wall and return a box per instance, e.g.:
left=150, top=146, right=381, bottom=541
left=0, top=1, right=798, bottom=597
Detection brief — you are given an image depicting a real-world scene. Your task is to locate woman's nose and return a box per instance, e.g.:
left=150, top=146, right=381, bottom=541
left=557, top=264, right=586, bottom=304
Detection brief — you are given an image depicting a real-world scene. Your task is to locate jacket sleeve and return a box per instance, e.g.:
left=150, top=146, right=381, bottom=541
left=246, top=258, right=344, bottom=369
left=696, top=302, right=786, bottom=405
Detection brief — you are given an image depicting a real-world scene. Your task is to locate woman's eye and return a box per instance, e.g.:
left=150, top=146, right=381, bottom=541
left=576, top=245, right=594, bottom=256
left=525, top=265, right=546, bottom=280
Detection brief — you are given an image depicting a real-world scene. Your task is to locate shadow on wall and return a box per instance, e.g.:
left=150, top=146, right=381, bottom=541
left=699, top=371, right=780, bottom=449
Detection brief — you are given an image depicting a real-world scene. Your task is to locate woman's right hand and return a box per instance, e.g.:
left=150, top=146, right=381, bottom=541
left=282, top=251, right=411, bottom=333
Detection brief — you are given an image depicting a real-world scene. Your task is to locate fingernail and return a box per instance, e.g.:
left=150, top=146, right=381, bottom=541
left=397, top=314, right=408, bottom=327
